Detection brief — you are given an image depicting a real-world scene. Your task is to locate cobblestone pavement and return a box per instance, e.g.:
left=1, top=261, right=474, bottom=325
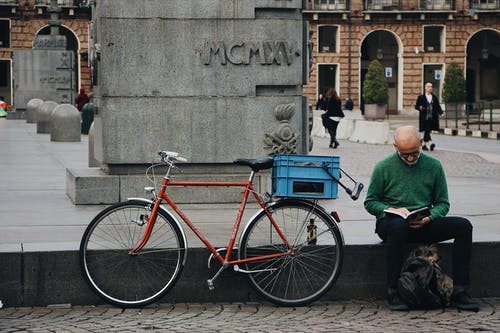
left=1, top=298, right=499, bottom=333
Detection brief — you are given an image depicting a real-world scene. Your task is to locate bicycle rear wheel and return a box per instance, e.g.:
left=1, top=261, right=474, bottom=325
left=80, top=200, right=186, bottom=307
left=238, top=199, right=343, bottom=306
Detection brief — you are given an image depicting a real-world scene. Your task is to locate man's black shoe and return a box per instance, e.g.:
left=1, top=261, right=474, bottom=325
left=387, top=292, right=410, bottom=311
left=422, top=145, right=429, bottom=151
left=451, top=291, right=480, bottom=312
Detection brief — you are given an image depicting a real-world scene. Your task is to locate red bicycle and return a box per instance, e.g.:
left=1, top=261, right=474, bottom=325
left=80, top=151, right=363, bottom=307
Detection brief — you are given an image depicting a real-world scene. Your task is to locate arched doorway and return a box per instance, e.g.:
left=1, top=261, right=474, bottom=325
left=360, top=30, right=401, bottom=114
left=466, top=29, right=500, bottom=103
left=36, top=25, right=80, bottom=95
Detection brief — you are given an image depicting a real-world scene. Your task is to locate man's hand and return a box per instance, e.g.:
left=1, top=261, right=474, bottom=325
left=408, top=216, right=431, bottom=229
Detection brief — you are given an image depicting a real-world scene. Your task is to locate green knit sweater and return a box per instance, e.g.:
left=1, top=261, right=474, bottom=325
left=364, top=152, right=450, bottom=220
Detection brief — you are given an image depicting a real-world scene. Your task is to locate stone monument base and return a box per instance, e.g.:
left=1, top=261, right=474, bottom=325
left=67, top=166, right=271, bottom=205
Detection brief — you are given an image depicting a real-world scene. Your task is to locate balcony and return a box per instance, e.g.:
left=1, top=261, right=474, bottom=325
left=0, top=0, right=17, bottom=5
left=419, top=0, right=454, bottom=10
left=362, top=0, right=456, bottom=11
left=310, top=0, right=349, bottom=11
left=365, top=0, right=399, bottom=10
left=34, top=0, right=90, bottom=8
left=471, top=0, right=499, bottom=10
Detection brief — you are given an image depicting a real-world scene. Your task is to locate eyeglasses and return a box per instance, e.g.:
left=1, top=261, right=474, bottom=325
left=398, top=149, right=421, bottom=159
left=397, top=148, right=421, bottom=166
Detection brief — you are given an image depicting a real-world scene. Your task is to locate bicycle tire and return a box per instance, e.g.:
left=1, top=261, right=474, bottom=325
left=238, top=199, right=343, bottom=306
left=79, top=200, right=186, bottom=307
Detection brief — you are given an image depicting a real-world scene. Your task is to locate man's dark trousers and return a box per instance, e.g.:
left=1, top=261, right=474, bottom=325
left=376, top=216, right=473, bottom=290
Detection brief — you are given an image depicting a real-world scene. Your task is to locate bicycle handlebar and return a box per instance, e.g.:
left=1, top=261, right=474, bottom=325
left=159, top=151, right=188, bottom=163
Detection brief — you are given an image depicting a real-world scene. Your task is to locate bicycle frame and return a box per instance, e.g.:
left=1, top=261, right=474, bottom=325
left=129, top=170, right=294, bottom=267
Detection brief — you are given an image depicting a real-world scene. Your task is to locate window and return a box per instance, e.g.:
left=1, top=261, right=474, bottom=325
left=424, top=26, right=444, bottom=53
left=471, top=0, right=498, bottom=10
left=317, top=64, right=337, bottom=95
left=0, top=20, right=10, bottom=48
left=318, top=26, right=337, bottom=53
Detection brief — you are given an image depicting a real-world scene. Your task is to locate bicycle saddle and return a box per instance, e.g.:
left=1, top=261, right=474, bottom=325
left=233, top=157, right=274, bottom=171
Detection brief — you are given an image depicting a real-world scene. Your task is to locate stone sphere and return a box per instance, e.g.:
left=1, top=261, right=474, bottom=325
left=26, top=98, right=43, bottom=124
left=36, top=101, right=58, bottom=134
left=50, top=104, right=81, bottom=142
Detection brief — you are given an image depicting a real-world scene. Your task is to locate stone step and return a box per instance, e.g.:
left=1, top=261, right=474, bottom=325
left=1, top=242, right=498, bottom=307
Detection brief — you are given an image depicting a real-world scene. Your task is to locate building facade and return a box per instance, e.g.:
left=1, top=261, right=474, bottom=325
left=303, top=0, right=500, bottom=113
left=0, top=0, right=91, bottom=107
left=1, top=1, right=498, bottom=114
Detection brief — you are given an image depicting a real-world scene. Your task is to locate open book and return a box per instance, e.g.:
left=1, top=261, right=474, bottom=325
left=384, top=207, right=430, bottom=221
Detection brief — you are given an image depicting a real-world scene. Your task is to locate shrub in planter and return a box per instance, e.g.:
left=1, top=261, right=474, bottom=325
left=362, top=60, right=389, bottom=119
left=442, top=62, right=466, bottom=117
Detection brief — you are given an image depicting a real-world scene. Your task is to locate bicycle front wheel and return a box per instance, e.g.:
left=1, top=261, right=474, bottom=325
left=239, top=199, right=343, bottom=306
left=80, top=200, right=186, bottom=307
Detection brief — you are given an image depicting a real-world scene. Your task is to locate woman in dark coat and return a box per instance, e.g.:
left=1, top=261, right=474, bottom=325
left=322, top=88, right=344, bottom=149
left=415, top=82, right=443, bottom=151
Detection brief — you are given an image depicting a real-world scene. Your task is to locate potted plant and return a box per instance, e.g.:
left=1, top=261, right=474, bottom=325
left=442, top=62, right=466, bottom=117
left=362, top=59, right=389, bottom=120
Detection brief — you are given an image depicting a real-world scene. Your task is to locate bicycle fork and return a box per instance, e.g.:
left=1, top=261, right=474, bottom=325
left=128, top=197, right=159, bottom=255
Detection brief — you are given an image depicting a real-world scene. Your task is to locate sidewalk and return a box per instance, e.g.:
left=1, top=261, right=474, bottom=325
left=0, top=118, right=499, bottom=251
left=1, top=118, right=499, bottom=307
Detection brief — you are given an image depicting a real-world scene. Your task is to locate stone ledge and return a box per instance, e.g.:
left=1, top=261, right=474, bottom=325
left=313, top=110, right=389, bottom=144
left=1, top=242, right=497, bottom=307
left=66, top=168, right=120, bottom=205
left=66, top=168, right=270, bottom=205
left=349, top=120, right=390, bottom=144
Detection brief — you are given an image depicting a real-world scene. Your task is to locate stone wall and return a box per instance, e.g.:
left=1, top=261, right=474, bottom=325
left=92, top=0, right=307, bottom=166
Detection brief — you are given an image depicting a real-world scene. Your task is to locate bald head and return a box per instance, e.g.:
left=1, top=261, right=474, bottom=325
left=394, top=126, right=421, bottom=150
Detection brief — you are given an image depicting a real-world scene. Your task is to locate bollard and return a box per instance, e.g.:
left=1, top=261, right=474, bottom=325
left=26, top=99, right=43, bottom=124
left=81, top=102, right=94, bottom=134
left=36, top=101, right=58, bottom=134
left=50, top=104, right=81, bottom=142
left=88, top=122, right=100, bottom=167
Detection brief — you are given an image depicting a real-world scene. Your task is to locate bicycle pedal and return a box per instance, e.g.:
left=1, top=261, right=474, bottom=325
left=207, top=279, right=215, bottom=290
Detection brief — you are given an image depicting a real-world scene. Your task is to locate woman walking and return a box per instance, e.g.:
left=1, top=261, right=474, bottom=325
left=415, top=82, right=443, bottom=151
left=321, top=88, right=344, bottom=148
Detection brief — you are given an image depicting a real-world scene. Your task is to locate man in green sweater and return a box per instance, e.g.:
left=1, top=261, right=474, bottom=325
left=364, top=126, right=478, bottom=311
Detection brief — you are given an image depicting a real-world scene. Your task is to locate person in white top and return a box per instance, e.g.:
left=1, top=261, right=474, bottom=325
left=415, top=83, right=443, bottom=151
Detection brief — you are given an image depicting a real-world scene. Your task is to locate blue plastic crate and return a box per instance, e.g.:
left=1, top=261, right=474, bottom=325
left=272, top=154, right=340, bottom=199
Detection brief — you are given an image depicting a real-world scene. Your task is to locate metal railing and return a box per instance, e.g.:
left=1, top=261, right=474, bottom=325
left=470, top=0, right=499, bottom=10
left=360, top=0, right=457, bottom=10
left=34, top=0, right=90, bottom=7
left=444, top=102, right=500, bottom=132
left=365, top=0, right=399, bottom=10
left=312, top=0, right=349, bottom=10
left=419, top=0, right=454, bottom=10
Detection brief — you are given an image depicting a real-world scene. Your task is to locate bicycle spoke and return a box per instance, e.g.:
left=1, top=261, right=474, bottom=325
left=239, top=200, right=343, bottom=306
left=80, top=201, right=185, bottom=307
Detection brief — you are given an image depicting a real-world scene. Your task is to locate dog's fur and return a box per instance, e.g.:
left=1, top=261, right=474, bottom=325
left=409, top=244, right=454, bottom=305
